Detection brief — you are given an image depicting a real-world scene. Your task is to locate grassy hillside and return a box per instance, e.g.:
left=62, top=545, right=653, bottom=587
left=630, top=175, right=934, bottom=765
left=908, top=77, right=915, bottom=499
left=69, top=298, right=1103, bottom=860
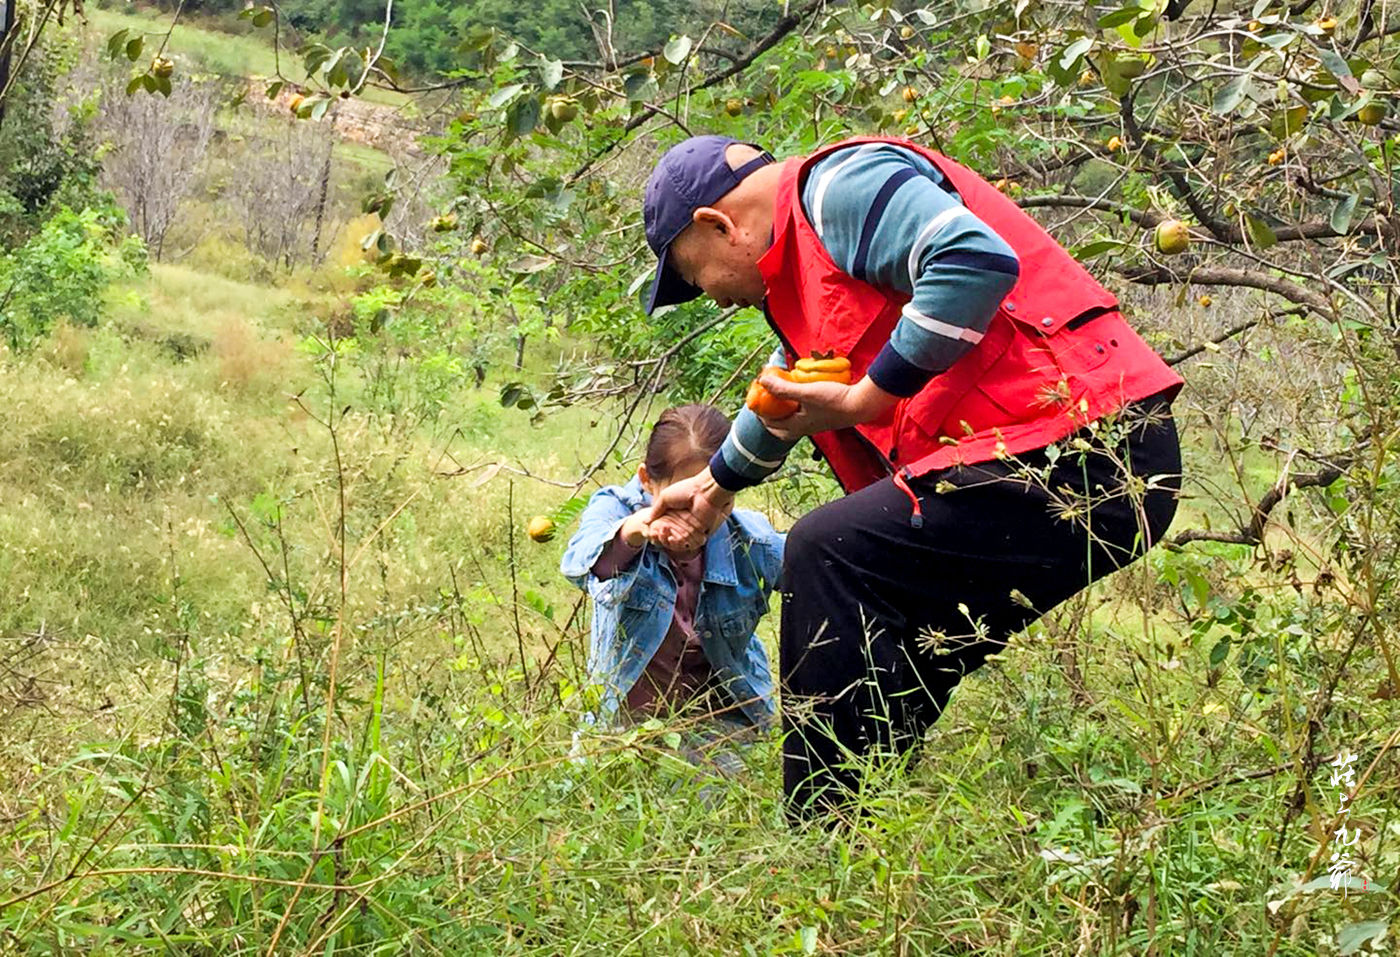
left=86, top=6, right=411, bottom=107
left=0, top=259, right=1388, bottom=954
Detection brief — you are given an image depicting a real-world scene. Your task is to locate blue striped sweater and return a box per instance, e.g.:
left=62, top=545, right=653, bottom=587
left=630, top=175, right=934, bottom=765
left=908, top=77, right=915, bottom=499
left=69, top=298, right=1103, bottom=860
left=711, top=143, right=1021, bottom=491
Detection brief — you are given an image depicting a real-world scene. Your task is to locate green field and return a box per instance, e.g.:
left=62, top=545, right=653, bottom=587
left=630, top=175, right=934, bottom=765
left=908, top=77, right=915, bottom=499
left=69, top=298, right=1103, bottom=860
left=0, top=257, right=1388, bottom=955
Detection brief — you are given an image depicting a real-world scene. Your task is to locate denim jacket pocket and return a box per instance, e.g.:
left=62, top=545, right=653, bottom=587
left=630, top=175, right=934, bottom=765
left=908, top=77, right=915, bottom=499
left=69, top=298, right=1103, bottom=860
left=622, top=582, right=660, bottom=612
left=717, top=611, right=758, bottom=650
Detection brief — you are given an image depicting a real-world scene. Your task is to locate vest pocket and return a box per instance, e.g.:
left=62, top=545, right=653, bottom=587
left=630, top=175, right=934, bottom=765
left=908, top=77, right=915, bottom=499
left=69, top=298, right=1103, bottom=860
left=937, top=323, right=1059, bottom=430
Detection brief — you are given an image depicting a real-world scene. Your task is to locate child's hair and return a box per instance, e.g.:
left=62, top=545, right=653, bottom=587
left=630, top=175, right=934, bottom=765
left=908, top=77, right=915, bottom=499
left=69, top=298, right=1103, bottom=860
left=644, top=404, right=730, bottom=481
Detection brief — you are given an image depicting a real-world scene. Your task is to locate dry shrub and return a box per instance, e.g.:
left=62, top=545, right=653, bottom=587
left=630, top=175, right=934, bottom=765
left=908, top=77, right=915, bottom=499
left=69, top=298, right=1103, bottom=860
left=182, top=232, right=276, bottom=285
left=213, top=318, right=292, bottom=394
left=331, top=213, right=382, bottom=270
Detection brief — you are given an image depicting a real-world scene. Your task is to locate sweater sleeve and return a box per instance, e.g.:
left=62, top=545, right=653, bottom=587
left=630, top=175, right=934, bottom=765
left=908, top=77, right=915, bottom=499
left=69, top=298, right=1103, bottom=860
left=799, top=143, right=1020, bottom=398
left=709, top=346, right=800, bottom=492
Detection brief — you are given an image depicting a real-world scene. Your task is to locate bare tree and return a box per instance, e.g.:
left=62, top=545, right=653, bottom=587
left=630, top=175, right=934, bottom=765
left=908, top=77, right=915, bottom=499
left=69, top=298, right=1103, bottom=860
left=98, top=73, right=219, bottom=261
left=222, top=115, right=335, bottom=269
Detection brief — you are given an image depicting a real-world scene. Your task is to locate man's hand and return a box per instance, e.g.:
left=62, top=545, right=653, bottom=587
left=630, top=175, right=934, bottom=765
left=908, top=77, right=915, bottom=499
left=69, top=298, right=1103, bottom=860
left=643, top=467, right=735, bottom=553
left=756, top=373, right=899, bottom=441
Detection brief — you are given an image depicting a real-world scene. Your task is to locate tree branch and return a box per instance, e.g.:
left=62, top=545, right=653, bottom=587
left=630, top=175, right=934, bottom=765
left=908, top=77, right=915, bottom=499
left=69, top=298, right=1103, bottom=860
left=564, top=0, right=826, bottom=185
left=1171, top=462, right=1347, bottom=547
left=1017, top=194, right=1167, bottom=229
left=1163, top=307, right=1309, bottom=365
left=994, top=149, right=1095, bottom=184
left=1118, top=264, right=1336, bottom=317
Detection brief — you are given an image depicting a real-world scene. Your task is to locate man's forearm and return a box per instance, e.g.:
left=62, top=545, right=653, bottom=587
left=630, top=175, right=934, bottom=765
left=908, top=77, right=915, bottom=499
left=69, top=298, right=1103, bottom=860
left=711, top=406, right=799, bottom=491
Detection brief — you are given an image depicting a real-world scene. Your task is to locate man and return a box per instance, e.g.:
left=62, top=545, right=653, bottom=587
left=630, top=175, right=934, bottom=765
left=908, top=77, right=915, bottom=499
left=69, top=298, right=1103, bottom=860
left=639, top=134, right=1183, bottom=821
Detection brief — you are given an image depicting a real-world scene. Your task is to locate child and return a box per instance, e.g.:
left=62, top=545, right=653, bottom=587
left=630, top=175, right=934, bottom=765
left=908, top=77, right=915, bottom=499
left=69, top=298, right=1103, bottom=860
left=561, top=404, right=783, bottom=732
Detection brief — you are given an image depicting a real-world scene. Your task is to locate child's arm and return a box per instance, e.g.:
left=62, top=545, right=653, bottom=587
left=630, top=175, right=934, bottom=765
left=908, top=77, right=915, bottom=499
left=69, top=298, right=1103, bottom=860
left=591, top=514, right=650, bottom=579
left=560, top=489, right=650, bottom=600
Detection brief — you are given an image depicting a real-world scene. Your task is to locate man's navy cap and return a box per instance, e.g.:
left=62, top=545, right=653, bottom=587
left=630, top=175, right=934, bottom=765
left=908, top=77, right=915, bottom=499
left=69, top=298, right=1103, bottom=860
left=642, top=134, right=774, bottom=314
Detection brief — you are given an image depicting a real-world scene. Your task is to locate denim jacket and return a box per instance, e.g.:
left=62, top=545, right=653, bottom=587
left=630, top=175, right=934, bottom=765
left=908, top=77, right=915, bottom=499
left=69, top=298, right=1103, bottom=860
left=560, top=476, right=784, bottom=727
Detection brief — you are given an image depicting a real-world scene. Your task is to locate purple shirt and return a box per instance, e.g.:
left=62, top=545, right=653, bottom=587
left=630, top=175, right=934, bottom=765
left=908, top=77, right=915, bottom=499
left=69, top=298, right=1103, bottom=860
left=592, top=534, right=714, bottom=715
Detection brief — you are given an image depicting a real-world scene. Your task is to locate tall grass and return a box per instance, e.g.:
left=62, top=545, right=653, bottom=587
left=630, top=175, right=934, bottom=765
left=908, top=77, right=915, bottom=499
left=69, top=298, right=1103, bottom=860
left=0, top=265, right=1393, bottom=955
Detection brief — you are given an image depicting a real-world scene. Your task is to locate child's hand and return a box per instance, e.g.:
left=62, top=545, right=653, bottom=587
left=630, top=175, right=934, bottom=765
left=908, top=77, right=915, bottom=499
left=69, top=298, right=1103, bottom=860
left=620, top=513, right=651, bottom=547
left=648, top=499, right=732, bottom=554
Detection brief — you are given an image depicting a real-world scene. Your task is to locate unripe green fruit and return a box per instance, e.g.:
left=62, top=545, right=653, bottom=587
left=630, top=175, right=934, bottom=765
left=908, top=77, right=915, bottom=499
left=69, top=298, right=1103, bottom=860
left=1154, top=219, right=1191, bottom=255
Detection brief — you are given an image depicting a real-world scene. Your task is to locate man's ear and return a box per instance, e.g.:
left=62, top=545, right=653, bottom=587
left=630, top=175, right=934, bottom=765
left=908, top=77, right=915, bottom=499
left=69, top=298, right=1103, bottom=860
left=637, top=464, right=652, bottom=493
left=692, top=206, right=736, bottom=240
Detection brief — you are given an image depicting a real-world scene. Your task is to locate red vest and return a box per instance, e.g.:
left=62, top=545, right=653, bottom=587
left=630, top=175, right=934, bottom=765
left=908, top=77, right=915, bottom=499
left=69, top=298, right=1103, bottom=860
left=757, top=136, right=1183, bottom=493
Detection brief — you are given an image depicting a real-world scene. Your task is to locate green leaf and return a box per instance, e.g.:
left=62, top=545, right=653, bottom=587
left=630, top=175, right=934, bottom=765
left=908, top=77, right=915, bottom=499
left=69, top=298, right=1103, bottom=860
left=1245, top=214, right=1278, bottom=249
left=1338, top=920, right=1388, bottom=956
left=265, top=80, right=284, bottom=100
left=1098, top=777, right=1143, bottom=794
left=252, top=6, right=275, bottom=27
left=508, top=254, right=553, bottom=274
left=125, top=75, right=145, bottom=95
left=1214, top=74, right=1252, bottom=114
left=125, top=36, right=144, bottom=61
left=321, top=48, right=346, bottom=83
left=1097, top=7, right=1140, bottom=28
left=623, top=71, right=654, bottom=102
left=1330, top=193, right=1359, bottom=234
left=663, top=35, right=693, bottom=65
left=524, top=176, right=562, bottom=199
left=154, top=74, right=172, bottom=98
left=310, top=96, right=330, bottom=121
left=1209, top=637, right=1231, bottom=667
left=489, top=83, right=525, bottom=108
left=499, top=382, right=528, bottom=408
left=1318, top=48, right=1353, bottom=80
left=458, top=25, right=496, bottom=53
left=107, top=29, right=130, bottom=60
left=1299, top=874, right=1383, bottom=894
left=1073, top=239, right=1126, bottom=259
left=627, top=266, right=654, bottom=297
left=1059, top=36, right=1093, bottom=71
left=507, top=96, right=539, bottom=136
left=302, top=43, right=333, bottom=75
left=550, top=495, right=589, bottom=527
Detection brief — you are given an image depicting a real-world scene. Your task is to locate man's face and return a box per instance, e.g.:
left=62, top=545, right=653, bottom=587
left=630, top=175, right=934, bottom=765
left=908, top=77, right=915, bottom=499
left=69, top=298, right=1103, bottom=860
left=667, top=210, right=768, bottom=310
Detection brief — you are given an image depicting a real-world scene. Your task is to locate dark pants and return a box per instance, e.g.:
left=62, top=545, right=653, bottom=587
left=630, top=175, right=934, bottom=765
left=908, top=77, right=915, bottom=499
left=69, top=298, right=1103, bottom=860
left=779, top=396, right=1182, bottom=820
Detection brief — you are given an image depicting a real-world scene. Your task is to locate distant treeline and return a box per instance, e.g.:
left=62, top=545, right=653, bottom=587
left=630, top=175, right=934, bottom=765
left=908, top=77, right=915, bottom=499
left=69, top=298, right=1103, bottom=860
left=126, top=0, right=782, bottom=76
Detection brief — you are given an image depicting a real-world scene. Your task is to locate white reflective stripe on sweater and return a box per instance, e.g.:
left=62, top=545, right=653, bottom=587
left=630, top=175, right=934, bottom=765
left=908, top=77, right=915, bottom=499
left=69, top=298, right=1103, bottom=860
left=905, top=206, right=971, bottom=285
left=900, top=303, right=985, bottom=344
left=810, top=143, right=886, bottom=239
